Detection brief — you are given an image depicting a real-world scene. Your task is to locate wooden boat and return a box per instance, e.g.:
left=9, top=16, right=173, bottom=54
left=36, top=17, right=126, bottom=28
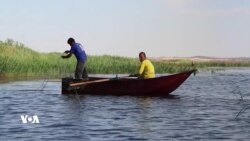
left=62, top=70, right=195, bottom=96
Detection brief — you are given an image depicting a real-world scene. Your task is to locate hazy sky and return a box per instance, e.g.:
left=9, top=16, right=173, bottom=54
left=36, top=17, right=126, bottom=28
left=0, top=0, right=249, bottom=57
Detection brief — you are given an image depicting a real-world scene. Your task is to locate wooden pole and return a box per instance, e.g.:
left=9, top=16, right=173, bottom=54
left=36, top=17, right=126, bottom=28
left=69, top=79, right=111, bottom=87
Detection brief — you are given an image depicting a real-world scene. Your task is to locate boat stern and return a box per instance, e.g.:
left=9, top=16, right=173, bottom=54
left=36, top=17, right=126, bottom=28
left=61, top=77, right=74, bottom=94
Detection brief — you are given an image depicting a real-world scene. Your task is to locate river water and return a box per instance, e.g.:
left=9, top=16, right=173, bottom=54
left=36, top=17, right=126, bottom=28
left=0, top=69, right=250, bottom=141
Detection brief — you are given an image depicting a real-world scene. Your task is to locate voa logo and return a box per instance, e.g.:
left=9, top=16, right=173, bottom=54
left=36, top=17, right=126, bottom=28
left=21, top=115, right=40, bottom=124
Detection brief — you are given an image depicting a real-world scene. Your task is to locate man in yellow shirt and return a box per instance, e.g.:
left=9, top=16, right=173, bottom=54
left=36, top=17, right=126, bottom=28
left=138, top=52, right=155, bottom=79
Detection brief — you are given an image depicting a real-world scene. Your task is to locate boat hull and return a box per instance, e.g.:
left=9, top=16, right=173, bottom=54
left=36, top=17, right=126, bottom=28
left=62, top=70, right=194, bottom=96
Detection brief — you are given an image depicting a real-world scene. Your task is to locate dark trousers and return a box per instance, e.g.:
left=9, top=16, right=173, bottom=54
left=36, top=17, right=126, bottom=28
left=75, top=61, right=88, bottom=80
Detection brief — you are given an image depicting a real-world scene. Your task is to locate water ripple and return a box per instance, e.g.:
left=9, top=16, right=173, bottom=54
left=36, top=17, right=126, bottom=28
left=0, top=69, right=250, bottom=140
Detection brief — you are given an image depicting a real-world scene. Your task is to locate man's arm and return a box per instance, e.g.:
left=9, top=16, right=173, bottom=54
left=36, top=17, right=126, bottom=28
left=139, top=61, right=146, bottom=75
left=61, top=50, right=72, bottom=59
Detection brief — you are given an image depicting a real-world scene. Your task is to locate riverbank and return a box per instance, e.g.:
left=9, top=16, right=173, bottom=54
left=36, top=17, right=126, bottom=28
left=0, top=39, right=249, bottom=77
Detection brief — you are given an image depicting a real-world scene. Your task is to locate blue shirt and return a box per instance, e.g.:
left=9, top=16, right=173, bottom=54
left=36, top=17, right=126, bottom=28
left=70, top=43, right=87, bottom=62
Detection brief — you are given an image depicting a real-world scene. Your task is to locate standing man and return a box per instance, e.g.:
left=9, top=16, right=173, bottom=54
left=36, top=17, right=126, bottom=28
left=138, top=52, right=155, bottom=79
left=62, top=37, right=88, bottom=80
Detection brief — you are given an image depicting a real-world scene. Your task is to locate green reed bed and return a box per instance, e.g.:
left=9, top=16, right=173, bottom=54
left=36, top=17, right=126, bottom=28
left=153, top=60, right=196, bottom=74
left=0, top=40, right=75, bottom=77
left=0, top=42, right=194, bottom=76
left=88, top=56, right=196, bottom=74
left=0, top=40, right=194, bottom=77
left=195, top=60, right=250, bottom=68
left=1, top=39, right=249, bottom=78
left=87, top=55, right=139, bottom=74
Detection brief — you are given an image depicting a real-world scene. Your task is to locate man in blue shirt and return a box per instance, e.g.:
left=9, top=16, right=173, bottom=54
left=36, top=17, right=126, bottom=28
left=62, top=38, right=88, bottom=80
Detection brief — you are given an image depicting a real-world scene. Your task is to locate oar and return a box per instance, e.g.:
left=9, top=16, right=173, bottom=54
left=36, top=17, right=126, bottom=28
left=70, top=78, right=111, bottom=87
left=69, top=74, right=136, bottom=87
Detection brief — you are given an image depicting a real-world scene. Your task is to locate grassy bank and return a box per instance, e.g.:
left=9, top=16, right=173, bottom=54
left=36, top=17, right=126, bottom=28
left=1, top=39, right=249, bottom=77
left=0, top=39, right=74, bottom=77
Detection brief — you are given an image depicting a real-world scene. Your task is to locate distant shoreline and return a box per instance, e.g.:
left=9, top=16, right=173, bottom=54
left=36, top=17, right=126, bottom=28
left=151, top=56, right=250, bottom=62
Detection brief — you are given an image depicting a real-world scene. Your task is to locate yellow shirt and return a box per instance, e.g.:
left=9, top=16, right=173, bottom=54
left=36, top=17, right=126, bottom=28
left=139, top=59, right=155, bottom=79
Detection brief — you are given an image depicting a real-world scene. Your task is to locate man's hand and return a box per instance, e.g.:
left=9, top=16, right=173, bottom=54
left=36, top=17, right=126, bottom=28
left=64, top=50, right=70, bottom=54
left=61, top=55, right=67, bottom=59
left=129, top=74, right=140, bottom=77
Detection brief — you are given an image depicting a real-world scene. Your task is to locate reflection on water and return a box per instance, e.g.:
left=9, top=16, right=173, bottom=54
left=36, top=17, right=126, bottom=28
left=0, top=69, right=250, bottom=141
